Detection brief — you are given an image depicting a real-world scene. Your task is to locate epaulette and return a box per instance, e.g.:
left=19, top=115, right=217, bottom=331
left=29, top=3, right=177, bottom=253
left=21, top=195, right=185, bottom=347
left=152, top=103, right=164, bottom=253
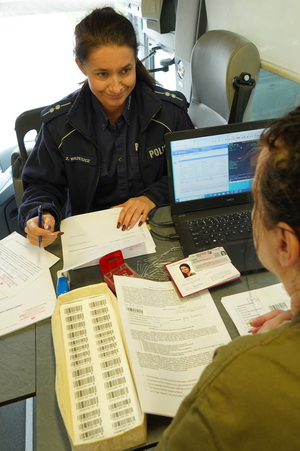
left=154, top=88, right=189, bottom=109
left=41, top=99, right=72, bottom=124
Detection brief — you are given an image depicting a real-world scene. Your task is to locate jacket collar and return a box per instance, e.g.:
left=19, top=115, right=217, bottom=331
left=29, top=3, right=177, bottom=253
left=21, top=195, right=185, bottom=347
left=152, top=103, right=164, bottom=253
left=133, top=81, right=162, bottom=127
left=66, top=81, right=162, bottom=137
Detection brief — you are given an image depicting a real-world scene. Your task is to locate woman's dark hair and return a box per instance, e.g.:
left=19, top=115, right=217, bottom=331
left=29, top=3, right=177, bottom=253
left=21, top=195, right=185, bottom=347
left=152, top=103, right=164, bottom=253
left=254, top=106, right=300, bottom=239
left=74, top=7, right=156, bottom=89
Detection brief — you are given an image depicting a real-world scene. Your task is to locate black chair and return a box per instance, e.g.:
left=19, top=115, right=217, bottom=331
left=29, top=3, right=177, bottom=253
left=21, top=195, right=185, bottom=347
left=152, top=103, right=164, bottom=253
left=11, top=106, right=45, bottom=207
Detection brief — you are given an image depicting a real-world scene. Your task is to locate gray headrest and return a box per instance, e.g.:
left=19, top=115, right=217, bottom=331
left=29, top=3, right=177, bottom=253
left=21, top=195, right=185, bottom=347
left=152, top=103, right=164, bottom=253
left=189, top=30, right=260, bottom=127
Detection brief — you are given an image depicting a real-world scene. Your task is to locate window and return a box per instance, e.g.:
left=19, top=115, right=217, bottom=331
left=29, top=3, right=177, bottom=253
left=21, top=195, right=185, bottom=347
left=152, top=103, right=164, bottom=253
left=0, top=11, right=86, bottom=154
left=250, top=69, right=300, bottom=121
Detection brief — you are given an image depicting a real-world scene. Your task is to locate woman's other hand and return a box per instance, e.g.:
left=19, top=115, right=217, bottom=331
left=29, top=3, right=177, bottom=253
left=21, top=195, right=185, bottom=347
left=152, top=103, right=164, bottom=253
left=25, top=212, right=63, bottom=247
left=248, top=309, right=293, bottom=334
left=113, top=195, right=155, bottom=230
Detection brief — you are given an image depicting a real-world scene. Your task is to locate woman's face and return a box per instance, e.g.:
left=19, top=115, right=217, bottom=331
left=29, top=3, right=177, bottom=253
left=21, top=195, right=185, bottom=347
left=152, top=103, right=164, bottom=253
left=180, top=265, right=190, bottom=275
left=76, top=45, right=136, bottom=117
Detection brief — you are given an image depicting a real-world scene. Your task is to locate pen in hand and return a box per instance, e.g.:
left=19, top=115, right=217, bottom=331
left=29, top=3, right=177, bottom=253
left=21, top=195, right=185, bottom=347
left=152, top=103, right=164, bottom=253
left=38, top=205, right=43, bottom=248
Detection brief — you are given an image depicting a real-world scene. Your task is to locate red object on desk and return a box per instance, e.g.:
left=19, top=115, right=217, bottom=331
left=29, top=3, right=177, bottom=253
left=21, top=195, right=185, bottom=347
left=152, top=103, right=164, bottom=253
left=99, top=250, right=140, bottom=293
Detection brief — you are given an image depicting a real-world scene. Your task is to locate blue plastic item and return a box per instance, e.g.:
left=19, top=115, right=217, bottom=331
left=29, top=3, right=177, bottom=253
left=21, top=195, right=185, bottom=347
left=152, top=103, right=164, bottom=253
left=56, top=271, right=70, bottom=296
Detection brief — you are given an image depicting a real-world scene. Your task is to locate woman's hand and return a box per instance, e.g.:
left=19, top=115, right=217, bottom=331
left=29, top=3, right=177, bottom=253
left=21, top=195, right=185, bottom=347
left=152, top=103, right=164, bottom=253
left=113, top=196, right=156, bottom=230
left=25, top=212, right=63, bottom=247
left=248, top=309, right=293, bottom=334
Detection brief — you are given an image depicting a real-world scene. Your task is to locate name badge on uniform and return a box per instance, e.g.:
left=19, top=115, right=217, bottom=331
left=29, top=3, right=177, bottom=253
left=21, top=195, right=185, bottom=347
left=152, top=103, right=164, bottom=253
left=62, top=154, right=97, bottom=166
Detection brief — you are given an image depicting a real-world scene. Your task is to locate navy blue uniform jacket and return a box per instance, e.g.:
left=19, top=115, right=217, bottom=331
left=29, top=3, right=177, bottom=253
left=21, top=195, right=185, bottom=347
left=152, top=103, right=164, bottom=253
left=19, top=81, right=194, bottom=230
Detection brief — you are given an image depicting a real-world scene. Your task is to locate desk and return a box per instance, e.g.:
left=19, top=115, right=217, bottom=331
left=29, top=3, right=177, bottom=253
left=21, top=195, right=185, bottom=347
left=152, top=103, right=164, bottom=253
left=35, top=209, right=182, bottom=450
left=1, top=207, right=279, bottom=449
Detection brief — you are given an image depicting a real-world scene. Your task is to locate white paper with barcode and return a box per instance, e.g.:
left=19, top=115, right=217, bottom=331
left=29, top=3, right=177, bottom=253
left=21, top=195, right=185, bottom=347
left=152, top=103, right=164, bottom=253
left=221, top=282, right=291, bottom=336
left=60, top=294, right=143, bottom=443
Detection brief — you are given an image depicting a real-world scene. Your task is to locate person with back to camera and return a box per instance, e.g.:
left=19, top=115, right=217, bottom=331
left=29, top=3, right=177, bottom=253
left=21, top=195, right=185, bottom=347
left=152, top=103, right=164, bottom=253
left=19, top=7, right=194, bottom=247
left=155, top=106, right=300, bottom=450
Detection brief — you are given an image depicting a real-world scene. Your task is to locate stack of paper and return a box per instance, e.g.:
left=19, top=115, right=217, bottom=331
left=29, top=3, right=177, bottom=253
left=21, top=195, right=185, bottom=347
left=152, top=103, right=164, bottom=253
left=60, top=208, right=156, bottom=271
left=0, top=233, right=59, bottom=336
left=52, top=283, right=147, bottom=451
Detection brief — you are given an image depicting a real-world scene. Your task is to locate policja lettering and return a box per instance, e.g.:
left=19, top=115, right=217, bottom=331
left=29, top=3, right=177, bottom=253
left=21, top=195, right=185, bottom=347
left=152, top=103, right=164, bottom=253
left=148, top=144, right=165, bottom=159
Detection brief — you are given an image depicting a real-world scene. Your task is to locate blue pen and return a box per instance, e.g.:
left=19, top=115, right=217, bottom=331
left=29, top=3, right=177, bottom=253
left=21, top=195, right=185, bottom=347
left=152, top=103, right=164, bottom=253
left=38, top=205, right=43, bottom=248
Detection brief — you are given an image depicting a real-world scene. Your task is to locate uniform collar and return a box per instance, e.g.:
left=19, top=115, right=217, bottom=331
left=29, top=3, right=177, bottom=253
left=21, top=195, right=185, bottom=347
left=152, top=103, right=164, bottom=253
left=92, top=93, right=132, bottom=130
left=66, top=81, right=161, bottom=136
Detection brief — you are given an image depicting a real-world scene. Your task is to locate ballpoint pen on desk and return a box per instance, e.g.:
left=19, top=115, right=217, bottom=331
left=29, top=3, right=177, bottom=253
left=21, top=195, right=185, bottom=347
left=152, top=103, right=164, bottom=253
left=38, top=205, right=43, bottom=248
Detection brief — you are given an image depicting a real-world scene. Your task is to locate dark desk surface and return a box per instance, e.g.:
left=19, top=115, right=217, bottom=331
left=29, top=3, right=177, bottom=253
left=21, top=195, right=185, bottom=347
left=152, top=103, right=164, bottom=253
left=0, top=206, right=279, bottom=449
left=0, top=325, right=35, bottom=404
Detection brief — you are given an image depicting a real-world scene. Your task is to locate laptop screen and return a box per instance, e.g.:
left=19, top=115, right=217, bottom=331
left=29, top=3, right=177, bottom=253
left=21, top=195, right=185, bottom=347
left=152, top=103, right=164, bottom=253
left=165, top=119, right=273, bottom=214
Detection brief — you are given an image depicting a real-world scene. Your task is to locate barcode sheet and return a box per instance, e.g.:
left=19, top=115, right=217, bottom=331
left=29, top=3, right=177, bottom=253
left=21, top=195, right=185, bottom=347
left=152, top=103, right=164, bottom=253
left=60, top=293, right=143, bottom=443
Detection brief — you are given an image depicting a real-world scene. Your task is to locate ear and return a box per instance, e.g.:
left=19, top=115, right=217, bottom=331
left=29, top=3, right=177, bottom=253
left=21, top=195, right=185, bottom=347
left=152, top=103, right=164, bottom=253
left=275, top=222, right=300, bottom=268
left=75, top=58, right=86, bottom=75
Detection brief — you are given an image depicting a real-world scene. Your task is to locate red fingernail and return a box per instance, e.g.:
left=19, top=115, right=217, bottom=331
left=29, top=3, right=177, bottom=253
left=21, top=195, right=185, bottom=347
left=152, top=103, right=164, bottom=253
left=117, top=222, right=121, bottom=229
left=122, top=225, right=126, bottom=231
left=138, top=221, right=143, bottom=227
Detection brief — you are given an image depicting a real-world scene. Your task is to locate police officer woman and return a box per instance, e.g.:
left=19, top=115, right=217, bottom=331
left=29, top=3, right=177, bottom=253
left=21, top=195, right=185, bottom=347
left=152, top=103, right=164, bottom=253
left=20, top=7, right=193, bottom=247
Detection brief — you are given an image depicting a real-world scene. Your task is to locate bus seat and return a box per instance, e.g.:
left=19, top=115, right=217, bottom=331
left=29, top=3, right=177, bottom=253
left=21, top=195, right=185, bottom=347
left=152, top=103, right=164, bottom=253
left=11, top=106, right=44, bottom=208
left=189, top=29, right=260, bottom=128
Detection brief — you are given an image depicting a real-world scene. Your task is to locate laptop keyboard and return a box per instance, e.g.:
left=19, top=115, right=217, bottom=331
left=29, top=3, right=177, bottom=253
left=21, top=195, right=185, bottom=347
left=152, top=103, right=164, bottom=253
left=186, top=211, right=252, bottom=250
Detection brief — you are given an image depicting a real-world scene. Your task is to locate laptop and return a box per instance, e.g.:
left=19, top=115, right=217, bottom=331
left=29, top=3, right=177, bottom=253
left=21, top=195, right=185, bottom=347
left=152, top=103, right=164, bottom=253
left=165, top=119, right=273, bottom=273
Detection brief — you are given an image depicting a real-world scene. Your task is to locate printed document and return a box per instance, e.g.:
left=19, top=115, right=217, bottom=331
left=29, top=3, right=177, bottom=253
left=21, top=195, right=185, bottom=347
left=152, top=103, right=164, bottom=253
left=60, top=208, right=155, bottom=271
left=0, top=233, right=59, bottom=336
left=114, top=276, right=231, bottom=417
left=0, top=233, right=58, bottom=298
left=221, top=282, right=291, bottom=335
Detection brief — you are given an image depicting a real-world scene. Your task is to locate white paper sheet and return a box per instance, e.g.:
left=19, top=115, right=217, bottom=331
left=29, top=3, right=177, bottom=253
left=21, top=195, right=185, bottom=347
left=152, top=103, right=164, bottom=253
left=60, top=208, right=155, bottom=271
left=114, top=276, right=231, bottom=417
left=0, top=270, right=57, bottom=336
left=122, top=227, right=156, bottom=259
left=0, top=233, right=59, bottom=337
left=221, top=282, right=291, bottom=335
left=0, top=233, right=59, bottom=298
